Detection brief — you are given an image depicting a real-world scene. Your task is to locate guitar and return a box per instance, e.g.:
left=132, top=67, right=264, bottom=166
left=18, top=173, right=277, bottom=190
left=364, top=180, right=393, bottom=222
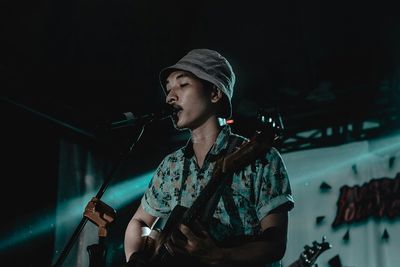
left=287, top=237, right=331, bottom=267
left=131, top=116, right=282, bottom=267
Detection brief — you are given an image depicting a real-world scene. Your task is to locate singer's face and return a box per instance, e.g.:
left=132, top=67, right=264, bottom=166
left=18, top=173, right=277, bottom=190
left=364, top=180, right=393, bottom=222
left=165, top=70, right=216, bottom=130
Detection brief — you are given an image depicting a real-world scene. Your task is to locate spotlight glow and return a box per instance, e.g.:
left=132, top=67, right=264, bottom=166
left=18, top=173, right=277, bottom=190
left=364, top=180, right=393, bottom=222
left=0, top=170, right=154, bottom=251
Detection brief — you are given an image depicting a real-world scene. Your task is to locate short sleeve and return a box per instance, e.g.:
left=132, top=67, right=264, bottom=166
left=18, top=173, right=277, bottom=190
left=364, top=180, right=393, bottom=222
left=141, top=157, right=173, bottom=217
left=256, top=147, right=294, bottom=220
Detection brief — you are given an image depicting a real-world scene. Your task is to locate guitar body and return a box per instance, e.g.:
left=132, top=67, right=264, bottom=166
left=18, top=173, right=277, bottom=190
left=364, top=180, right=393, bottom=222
left=137, top=205, right=262, bottom=267
left=135, top=205, right=207, bottom=267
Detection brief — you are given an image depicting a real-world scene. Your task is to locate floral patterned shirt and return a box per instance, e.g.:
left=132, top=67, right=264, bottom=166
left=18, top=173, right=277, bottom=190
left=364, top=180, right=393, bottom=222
left=141, top=125, right=294, bottom=266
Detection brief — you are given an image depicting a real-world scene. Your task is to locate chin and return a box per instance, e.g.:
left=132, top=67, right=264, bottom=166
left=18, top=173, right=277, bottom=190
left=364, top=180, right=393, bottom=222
left=174, top=122, right=186, bottom=130
left=174, top=120, right=192, bottom=131
left=171, top=118, right=184, bottom=130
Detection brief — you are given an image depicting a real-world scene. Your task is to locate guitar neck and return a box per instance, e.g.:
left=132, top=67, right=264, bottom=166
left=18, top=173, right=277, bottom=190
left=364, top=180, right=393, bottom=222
left=181, top=170, right=228, bottom=225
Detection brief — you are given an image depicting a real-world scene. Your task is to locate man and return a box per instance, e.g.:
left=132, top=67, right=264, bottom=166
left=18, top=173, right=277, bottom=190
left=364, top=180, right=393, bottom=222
left=124, top=48, right=294, bottom=267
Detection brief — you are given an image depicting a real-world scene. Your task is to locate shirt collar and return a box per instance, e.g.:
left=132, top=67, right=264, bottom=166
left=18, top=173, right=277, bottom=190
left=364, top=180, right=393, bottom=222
left=182, top=125, right=232, bottom=159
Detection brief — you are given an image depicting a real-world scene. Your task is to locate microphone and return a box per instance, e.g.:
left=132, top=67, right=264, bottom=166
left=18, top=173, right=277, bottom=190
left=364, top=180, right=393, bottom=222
left=108, top=104, right=174, bottom=130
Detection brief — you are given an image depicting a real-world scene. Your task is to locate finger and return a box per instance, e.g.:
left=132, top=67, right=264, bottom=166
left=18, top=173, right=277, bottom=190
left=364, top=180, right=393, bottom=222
left=179, top=224, right=198, bottom=241
left=192, top=220, right=211, bottom=239
left=170, top=232, right=186, bottom=247
left=193, top=219, right=205, bottom=230
left=201, top=230, right=211, bottom=239
left=165, top=239, right=186, bottom=255
left=192, top=219, right=206, bottom=234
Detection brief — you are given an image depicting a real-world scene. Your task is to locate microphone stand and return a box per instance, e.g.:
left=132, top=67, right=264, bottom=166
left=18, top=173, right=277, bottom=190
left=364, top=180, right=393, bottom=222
left=52, top=123, right=148, bottom=267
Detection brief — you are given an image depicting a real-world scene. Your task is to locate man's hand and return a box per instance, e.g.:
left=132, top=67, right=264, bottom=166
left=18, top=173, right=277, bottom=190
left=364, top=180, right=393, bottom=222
left=168, top=221, right=224, bottom=265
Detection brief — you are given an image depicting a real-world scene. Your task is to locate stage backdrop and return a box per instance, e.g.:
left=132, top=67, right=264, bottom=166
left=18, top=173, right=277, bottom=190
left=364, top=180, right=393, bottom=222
left=281, top=131, right=400, bottom=267
left=53, top=130, right=400, bottom=267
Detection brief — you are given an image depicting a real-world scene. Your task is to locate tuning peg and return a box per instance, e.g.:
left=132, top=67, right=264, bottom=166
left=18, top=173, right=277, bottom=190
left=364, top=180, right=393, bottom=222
left=312, top=241, right=321, bottom=250
left=321, top=236, right=332, bottom=249
left=301, top=253, right=311, bottom=264
left=302, top=245, right=314, bottom=260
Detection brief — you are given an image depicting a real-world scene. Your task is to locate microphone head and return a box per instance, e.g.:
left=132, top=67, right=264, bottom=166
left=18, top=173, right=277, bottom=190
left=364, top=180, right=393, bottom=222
left=156, top=103, right=175, bottom=120
left=95, top=103, right=175, bottom=132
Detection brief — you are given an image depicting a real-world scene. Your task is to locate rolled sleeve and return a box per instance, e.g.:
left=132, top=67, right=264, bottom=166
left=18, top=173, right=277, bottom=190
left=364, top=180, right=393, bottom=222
left=256, top=148, right=294, bottom=220
left=257, top=194, right=294, bottom=220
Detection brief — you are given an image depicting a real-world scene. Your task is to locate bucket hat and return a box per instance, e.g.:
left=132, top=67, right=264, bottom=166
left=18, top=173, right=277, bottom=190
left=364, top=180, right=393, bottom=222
left=159, top=48, right=236, bottom=118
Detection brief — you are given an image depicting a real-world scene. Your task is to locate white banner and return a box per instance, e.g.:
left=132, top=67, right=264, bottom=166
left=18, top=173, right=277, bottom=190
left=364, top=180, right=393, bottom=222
left=281, top=131, right=400, bottom=267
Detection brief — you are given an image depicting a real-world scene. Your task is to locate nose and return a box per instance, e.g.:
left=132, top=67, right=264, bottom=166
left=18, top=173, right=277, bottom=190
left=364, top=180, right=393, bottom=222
left=166, top=89, right=177, bottom=104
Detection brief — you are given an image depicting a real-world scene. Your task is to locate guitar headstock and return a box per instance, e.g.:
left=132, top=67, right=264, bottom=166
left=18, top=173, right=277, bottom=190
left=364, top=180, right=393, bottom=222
left=220, top=108, right=285, bottom=174
left=255, top=107, right=284, bottom=146
left=299, top=236, right=332, bottom=267
left=253, top=108, right=284, bottom=151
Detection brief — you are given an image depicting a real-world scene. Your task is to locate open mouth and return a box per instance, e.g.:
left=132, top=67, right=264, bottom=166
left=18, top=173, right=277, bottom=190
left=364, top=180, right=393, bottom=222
left=172, top=105, right=183, bottom=120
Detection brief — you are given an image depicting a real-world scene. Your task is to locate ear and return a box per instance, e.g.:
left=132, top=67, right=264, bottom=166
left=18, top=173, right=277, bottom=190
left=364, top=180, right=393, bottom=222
left=210, top=87, right=223, bottom=103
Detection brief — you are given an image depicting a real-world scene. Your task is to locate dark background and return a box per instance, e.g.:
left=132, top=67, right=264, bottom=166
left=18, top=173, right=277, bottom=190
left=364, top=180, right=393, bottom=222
left=1, top=0, right=400, bottom=266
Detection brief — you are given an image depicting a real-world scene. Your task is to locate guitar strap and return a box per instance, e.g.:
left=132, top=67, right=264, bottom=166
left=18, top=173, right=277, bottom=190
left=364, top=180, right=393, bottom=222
left=176, top=155, right=190, bottom=205
left=200, top=134, right=245, bottom=225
